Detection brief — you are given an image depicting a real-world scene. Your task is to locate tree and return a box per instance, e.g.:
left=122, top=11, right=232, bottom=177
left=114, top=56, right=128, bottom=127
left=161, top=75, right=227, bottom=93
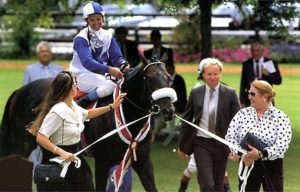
left=1, top=0, right=83, bottom=58
left=144, top=0, right=300, bottom=59
left=199, top=0, right=213, bottom=59
left=2, top=0, right=298, bottom=59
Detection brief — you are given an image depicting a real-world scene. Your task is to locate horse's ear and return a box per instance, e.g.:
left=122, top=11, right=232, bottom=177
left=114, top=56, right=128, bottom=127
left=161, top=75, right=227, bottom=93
left=138, top=50, right=148, bottom=66
left=160, top=52, right=168, bottom=64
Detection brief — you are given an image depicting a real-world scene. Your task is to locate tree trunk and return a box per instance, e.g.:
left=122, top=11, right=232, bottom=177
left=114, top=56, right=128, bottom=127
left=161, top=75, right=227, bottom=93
left=199, top=0, right=213, bottom=59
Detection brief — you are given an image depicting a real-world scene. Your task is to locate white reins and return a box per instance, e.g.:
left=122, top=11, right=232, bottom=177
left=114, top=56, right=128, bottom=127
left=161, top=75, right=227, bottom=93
left=175, top=114, right=253, bottom=192
left=50, top=113, right=153, bottom=178
left=175, top=114, right=246, bottom=154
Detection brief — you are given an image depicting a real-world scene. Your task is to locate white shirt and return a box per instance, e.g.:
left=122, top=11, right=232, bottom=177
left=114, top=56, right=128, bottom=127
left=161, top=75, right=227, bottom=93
left=225, top=106, right=292, bottom=160
left=196, top=83, right=220, bottom=138
left=39, top=101, right=88, bottom=145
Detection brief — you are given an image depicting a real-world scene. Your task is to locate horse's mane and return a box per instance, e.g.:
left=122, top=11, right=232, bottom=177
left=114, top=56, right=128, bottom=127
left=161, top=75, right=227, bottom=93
left=123, top=64, right=143, bottom=85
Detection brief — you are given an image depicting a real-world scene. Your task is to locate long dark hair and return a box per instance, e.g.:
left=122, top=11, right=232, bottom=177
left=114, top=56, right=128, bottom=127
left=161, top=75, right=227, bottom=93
left=28, top=71, right=74, bottom=135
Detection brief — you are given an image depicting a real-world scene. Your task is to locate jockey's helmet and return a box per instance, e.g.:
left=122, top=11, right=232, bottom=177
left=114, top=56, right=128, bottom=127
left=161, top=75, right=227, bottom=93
left=83, top=1, right=105, bottom=19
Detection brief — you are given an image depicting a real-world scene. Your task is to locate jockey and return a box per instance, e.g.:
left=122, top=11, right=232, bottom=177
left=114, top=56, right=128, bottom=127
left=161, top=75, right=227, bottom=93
left=70, top=1, right=129, bottom=108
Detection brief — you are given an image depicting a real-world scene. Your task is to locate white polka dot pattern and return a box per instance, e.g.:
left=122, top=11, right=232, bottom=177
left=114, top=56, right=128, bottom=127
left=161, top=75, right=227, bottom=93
left=225, top=106, right=292, bottom=160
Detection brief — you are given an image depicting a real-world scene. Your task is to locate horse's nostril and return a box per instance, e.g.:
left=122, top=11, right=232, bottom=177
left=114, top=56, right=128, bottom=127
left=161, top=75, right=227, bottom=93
left=162, top=109, right=174, bottom=121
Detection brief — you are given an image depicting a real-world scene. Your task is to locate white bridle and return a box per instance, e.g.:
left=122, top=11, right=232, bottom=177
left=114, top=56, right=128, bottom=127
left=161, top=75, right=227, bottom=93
left=151, top=87, right=177, bottom=102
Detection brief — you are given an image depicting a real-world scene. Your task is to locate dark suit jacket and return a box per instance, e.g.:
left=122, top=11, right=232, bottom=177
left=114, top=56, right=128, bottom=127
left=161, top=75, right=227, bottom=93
left=179, top=84, right=240, bottom=156
left=172, top=74, right=187, bottom=114
left=119, top=40, right=140, bottom=68
left=144, top=45, right=174, bottom=67
left=240, top=57, right=282, bottom=107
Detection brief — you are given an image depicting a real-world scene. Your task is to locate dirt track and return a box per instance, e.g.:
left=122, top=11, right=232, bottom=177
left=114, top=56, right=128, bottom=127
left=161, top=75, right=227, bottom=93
left=1, top=63, right=300, bottom=74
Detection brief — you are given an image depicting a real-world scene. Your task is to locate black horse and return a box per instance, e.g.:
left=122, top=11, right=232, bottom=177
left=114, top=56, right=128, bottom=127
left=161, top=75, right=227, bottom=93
left=0, top=56, right=175, bottom=191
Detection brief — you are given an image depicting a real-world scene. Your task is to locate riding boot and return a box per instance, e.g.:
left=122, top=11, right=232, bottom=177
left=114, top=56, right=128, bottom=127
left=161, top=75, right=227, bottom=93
left=178, top=181, right=188, bottom=192
left=76, top=95, right=92, bottom=108
left=178, top=175, right=190, bottom=192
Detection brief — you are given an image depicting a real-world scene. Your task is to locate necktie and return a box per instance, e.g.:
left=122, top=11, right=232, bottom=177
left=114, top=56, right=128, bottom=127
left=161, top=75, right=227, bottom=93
left=45, top=66, right=49, bottom=78
left=255, top=60, right=260, bottom=79
left=208, top=88, right=216, bottom=134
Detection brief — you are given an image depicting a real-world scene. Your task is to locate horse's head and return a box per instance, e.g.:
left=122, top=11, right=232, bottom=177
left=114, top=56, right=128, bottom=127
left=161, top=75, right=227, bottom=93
left=121, top=53, right=176, bottom=121
left=139, top=53, right=176, bottom=121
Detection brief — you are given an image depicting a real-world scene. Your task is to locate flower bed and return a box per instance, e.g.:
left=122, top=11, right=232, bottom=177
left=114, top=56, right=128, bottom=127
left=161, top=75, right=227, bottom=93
left=174, top=43, right=300, bottom=64
left=174, top=48, right=270, bottom=63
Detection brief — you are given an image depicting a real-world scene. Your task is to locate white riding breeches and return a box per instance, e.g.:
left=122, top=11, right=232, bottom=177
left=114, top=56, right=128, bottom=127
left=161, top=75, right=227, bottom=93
left=187, top=154, right=197, bottom=173
left=77, top=72, right=116, bottom=98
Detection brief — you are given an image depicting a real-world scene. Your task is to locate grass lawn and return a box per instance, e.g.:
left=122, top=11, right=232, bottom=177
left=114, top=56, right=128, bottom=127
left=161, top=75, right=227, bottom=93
left=0, top=62, right=299, bottom=191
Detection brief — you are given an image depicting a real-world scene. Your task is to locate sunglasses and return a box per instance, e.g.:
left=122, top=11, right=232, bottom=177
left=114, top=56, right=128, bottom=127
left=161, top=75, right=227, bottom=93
left=248, top=91, right=257, bottom=97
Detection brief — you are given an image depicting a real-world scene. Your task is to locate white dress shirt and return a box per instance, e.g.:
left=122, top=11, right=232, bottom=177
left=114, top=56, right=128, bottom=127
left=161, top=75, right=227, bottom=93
left=197, top=83, right=220, bottom=138
left=39, top=101, right=88, bottom=145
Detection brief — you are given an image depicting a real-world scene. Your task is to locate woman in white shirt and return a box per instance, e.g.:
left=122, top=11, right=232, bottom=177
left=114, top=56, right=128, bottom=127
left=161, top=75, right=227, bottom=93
left=225, top=80, right=292, bottom=192
left=28, top=71, right=125, bottom=191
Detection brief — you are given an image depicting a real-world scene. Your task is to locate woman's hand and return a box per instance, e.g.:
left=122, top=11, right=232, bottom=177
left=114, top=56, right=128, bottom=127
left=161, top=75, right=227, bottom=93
left=228, top=152, right=240, bottom=161
left=243, top=145, right=261, bottom=166
left=242, top=154, right=254, bottom=166
left=112, top=93, right=127, bottom=109
left=59, top=149, right=77, bottom=162
left=177, top=148, right=188, bottom=160
left=246, top=145, right=261, bottom=160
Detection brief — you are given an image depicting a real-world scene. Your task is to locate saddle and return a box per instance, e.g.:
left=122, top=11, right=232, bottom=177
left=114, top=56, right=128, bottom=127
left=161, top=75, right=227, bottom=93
left=74, top=89, right=115, bottom=157
left=74, top=90, right=97, bottom=109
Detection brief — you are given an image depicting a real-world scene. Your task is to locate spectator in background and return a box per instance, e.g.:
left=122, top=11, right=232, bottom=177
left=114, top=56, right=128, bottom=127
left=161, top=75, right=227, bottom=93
left=144, top=29, right=174, bottom=67
left=23, top=41, right=64, bottom=85
left=240, top=40, right=282, bottom=108
left=24, top=41, right=64, bottom=167
left=166, top=64, right=187, bottom=114
left=178, top=58, right=240, bottom=191
left=115, top=26, right=140, bottom=68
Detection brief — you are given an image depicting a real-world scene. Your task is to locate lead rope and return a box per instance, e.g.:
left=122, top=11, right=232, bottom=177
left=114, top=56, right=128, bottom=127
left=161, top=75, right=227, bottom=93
left=175, top=115, right=246, bottom=154
left=175, top=114, right=253, bottom=192
left=49, top=113, right=153, bottom=178
left=238, top=156, right=254, bottom=192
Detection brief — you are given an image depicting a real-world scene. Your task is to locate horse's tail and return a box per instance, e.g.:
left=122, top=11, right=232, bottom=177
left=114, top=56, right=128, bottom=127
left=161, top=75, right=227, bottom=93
left=0, top=90, right=18, bottom=158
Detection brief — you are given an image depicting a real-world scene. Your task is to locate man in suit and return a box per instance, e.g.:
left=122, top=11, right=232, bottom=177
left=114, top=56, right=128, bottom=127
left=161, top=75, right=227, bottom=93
left=144, top=29, right=174, bottom=67
left=166, top=64, right=187, bottom=114
left=240, top=40, right=282, bottom=107
left=115, top=26, right=140, bottom=68
left=178, top=58, right=240, bottom=191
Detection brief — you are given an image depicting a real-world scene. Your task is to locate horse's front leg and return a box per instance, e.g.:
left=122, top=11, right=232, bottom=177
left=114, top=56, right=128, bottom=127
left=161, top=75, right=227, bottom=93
left=94, top=158, right=112, bottom=191
left=132, top=157, right=158, bottom=192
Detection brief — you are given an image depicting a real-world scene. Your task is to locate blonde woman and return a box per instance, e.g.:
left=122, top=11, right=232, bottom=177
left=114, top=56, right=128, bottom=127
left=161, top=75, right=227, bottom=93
left=226, top=80, right=292, bottom=192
